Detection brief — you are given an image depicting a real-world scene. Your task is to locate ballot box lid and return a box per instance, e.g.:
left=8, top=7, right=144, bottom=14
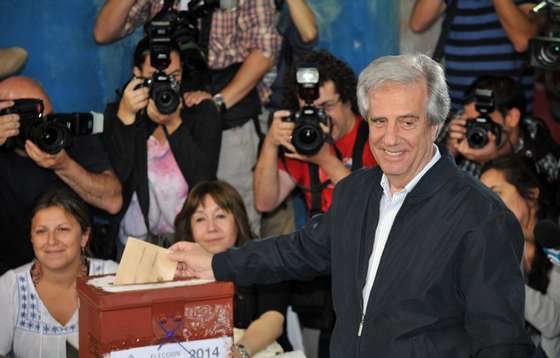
left=77, top=275, right=234, bottom=310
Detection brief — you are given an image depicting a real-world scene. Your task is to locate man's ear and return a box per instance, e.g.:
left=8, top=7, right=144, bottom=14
left=504, top=108, right=521, bottom=129
left=133, top=67, right=142, bottom=78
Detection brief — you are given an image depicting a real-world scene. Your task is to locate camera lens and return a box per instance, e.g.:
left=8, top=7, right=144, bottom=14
left=299, top=127, right=318, bottom=144
left=540, top=43, right=560, bottom=65
left=152, top=86, right=180, bottom=115
left=30, top=122, right=69, bottom=154
left=466, top=127, right=488, bottom=149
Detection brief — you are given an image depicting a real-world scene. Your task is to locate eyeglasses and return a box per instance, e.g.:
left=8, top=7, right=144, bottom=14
left=317, top=98, right=341, bottom=112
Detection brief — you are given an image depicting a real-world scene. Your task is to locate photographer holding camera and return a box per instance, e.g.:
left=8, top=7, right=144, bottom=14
left=255, top=50, right=376, bottom=215
left=0, top=76, right=122, bottom=274
left=102, top=36, right=221, bottom=255
left=445, top=75, right=560, bottom=217
left=95, top=0, right=282, bottom=234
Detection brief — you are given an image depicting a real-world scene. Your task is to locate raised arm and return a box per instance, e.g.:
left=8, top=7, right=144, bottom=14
left=254, top=111, right=297, bottom=212
left=93, top=0, right=144, bottom=43
left=409, top=0, right=446, bottom=33
left=493, top=1, right=543, bottom=52
left=285, top=0, right=317, bottom=43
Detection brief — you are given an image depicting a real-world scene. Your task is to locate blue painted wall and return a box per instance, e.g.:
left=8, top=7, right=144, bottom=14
left=308, top=0, right=400, bottom=75
left=0, top=0, right=399, bottom=112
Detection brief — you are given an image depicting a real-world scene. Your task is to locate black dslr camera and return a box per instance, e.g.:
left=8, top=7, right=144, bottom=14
left=465, top=89, right=502, bottom=149
left=145, top=0, right=237, bottom=93
left=0, top=98, right=100, bottom=154
left=529, top=0, right=560, bottom=70
left=285, top=66, right=329, bottom=155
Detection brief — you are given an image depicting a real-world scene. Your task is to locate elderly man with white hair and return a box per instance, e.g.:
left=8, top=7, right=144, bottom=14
left=167, top=54, right=533, bottom=358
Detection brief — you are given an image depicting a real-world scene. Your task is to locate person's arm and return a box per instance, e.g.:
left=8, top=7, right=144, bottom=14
left=93, top=0, right=139, bottom=44
left=285, top=0, right=317, bottom=43
left=493, top=1, right=542, bottom=52
left=254, top=111, right=296, bottom=212
left=458, top=209, right=534, bottom=357
left=236, top=310, right=284, bottom=356
left=218, top=0, right=282, bottom=108
left=24, top=141, right=122, bottom=214
left=409, top=0, right=446, bottom=33
left=220, top=49, right=274, bottom=109
left=525, top=284, right=560, bottom=338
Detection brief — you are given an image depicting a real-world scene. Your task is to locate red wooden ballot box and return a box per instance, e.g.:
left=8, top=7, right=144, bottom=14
left=77, top=276, right=234, bottom=357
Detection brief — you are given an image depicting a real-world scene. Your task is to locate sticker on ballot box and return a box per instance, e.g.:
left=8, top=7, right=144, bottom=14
left=110, top=336, right=233, bottom=358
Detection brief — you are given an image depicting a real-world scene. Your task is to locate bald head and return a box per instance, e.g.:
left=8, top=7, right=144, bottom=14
left=0, top=76, right=52, bottom=114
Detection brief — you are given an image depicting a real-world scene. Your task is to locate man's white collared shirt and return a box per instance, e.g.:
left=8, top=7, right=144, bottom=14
left=361, top=145, right=441, bottom=316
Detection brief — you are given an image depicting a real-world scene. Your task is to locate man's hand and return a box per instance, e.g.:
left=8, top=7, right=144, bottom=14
left=0, top=100, right=20, bottom=146
left=117, top=77, right=149, bottom=125
left=168, top=241, right=216, bottom=280
left=183, top=91, right=212, bottom=108
left=25, top=140, right=71, bottom=170
left=446, top=115, right=467, bottom=156
left=266, top=110, right=296, bottom=152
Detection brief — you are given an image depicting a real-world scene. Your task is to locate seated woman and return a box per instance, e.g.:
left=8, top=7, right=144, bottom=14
left=0, top=186, right=118, bottom=358
left=173, top=180, right=292, bottom=357
left=480, top=155, right=560, bottom=358
left=102, top=36, right=221, bottom=255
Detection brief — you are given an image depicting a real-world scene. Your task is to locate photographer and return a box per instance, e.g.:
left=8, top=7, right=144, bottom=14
left=0, top=76, right=122, bottom=274
left=255, top=50, right=376, bottom=215
left=102, top=37, right=221, bottom=255
left=445, top=75, right=559, bottom=217
left=94, top=0, right=282, bottom=234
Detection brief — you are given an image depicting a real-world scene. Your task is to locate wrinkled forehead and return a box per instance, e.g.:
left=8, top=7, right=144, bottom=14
left=0, top=77, right=53, bottom=114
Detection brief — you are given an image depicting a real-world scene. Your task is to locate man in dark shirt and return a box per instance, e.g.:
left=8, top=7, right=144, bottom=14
left=0, top=76, right=122, bottom=274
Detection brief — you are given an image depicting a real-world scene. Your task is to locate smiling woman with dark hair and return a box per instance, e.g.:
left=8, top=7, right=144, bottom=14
left=0, top=186, right=117, bottom=358
left=174, top=180, right=292, bottom=358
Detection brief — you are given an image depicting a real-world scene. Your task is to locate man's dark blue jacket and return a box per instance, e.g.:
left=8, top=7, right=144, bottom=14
left=214, top=150, right=534, bottom=357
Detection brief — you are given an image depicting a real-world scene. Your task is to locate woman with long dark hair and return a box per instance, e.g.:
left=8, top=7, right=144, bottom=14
left=480, top=155, right=560, bottom=358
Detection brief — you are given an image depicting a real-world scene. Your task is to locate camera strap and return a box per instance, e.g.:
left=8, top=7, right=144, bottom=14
left=307, top=120, right=369, bottom=215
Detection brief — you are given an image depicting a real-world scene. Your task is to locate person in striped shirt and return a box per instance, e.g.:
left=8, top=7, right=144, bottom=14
left=409, top=0, right=544, bottom=113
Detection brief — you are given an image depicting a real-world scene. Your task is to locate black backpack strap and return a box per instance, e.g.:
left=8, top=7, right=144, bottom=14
left=351, top=120, right=369, bottom=171
left=432, top=0, right=459, bottom=63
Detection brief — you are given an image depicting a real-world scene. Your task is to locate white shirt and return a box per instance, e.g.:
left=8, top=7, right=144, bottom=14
left=0, top=259, right=118, bottom=358
left=361, top=145, right=441, bottom=319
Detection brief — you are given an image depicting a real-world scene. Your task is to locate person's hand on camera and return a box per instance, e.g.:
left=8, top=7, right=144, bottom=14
left=446, top=115, right=467, bottom=156
left=117, top=77, right=149, bottom=125
left=183, top=91, right=212, bottom=108
left=0, top=100, right=20, bottom=146
left=25, top=140, right=71, bottom=171
left=265, top=110, right=296, bottom=152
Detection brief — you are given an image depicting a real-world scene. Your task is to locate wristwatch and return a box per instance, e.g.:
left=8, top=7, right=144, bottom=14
left=212, top=93, right=226, bottom=113
left=235, top=343, right=250, bottom=358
